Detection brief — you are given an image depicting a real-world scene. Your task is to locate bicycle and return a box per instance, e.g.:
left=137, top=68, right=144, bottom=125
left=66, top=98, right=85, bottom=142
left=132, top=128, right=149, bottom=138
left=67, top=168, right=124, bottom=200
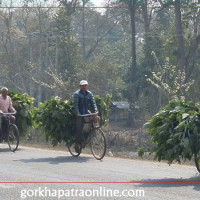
left=194, top=153, right=200, bottom=173
left=0, top=112, right=19, bottom=152
left=67, top=113, right=106, bottom=160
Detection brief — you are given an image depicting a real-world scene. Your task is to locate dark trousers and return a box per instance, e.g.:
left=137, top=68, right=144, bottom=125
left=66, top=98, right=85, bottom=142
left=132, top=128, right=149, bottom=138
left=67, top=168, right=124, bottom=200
left=0, top=117, right=9, bottom=139
left=75, top=116, right=84, bottom=142
left=0, top=128, right=2, bottom=139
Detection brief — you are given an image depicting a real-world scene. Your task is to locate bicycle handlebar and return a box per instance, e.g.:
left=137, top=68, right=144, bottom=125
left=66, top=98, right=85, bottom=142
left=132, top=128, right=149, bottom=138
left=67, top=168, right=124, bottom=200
left=80, top=112, right=98, bottom=117
left=3, top=111, right=17, bottom=115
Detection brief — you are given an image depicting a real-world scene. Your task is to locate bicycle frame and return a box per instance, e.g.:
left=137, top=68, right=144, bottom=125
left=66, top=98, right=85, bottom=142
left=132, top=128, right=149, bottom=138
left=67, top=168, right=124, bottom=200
left=0, top=111, right=19, bottom=152
left=1, top=112, right=16, bottom=137
left=67, top=112, right=106, bottom=160
left=81, top=112, right=99, bottom=144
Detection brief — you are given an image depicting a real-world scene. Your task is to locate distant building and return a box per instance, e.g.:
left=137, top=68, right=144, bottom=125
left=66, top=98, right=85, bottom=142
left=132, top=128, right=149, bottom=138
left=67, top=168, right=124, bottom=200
left=109, top=102, right=139, bottom=121
left=112, top=102, right=130, bottom=110
left=109, top=102, right=126, bottom=121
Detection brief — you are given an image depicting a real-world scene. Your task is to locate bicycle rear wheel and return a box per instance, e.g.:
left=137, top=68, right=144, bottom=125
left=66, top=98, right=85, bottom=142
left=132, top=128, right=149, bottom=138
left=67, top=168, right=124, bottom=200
left=90, top=128, right=106, bottom=160
left=67, top=141, right=82, bottom=157
left=7, top=124, right=19, bottom=152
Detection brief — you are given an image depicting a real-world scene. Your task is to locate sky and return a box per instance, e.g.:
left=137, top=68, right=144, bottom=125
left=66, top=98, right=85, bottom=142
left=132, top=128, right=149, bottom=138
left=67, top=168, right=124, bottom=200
left=90, top=0, right=106, bottom=7
left=0, top=0, right=107, bottom=7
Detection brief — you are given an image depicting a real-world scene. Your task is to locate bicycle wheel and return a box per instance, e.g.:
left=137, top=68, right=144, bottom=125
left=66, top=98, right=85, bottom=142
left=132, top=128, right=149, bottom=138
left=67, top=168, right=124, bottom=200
left=67, top=141, right=82, bottom=157
left=194, top=154, right=200, bottom=173
left=7, top=124, right=19, bottom=152
left=90, top=128, right=106, bottom=160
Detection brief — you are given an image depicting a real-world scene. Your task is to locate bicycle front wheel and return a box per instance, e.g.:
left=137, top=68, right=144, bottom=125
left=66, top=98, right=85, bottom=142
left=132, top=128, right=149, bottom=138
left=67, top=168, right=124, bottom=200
left=67, top=141, right=82, bottom=157
left=90, top=128, right=106, bottom=160
left=7, top=124, right=19, bottom=152
left=194, top=154, right=200, bottom=173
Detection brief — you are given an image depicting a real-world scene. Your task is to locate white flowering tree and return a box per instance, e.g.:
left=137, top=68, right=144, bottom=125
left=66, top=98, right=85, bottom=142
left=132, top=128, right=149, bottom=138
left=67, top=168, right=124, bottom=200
left=147, top=52, right=194, bottom=105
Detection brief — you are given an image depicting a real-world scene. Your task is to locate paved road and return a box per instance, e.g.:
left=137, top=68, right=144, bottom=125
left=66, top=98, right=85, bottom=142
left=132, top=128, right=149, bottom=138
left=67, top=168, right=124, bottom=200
left=0, top=144, right=200, bottom=200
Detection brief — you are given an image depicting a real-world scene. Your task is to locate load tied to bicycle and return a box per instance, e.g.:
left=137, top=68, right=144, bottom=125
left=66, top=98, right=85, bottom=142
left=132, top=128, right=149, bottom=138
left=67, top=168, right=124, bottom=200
left=0, top=87, right=19, bottom=152
left=67, top=80, right=106, bottom=160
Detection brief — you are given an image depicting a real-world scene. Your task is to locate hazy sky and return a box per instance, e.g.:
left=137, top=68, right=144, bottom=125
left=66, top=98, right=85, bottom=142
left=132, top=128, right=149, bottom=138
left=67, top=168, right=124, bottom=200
left=0, top=0, right=107, bottom=7
left=90, top=0, right=106, bottom=6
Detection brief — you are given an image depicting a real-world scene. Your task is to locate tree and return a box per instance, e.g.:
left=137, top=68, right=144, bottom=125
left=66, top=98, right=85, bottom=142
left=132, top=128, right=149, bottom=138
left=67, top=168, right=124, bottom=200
left=118, top=0, right=138, bottom=127
left=158, top=0, right=200, bottom=98
left=72, top=2, right=123, bottom=61
left=137, top=0, right=200, bottom=113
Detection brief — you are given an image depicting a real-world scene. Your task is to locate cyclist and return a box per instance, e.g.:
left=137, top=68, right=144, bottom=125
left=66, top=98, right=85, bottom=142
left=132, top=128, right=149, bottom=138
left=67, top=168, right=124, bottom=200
left=73, top=80, right=98, bottom=152
left=0, top=87, right=16, bottom=141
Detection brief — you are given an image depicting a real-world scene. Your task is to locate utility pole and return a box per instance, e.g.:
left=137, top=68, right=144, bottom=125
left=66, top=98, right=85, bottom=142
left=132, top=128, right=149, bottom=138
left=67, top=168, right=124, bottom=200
left=37, top=33, right=42, bottom=105
left=29, top=35, right=34, bottom=97
left=55, top=36, right=58, bottom=69
left=82, top=0, right=86, bottom=60
left=45, top=33, right=49, bottom=69
left=55, top=36, right=59, bottom=96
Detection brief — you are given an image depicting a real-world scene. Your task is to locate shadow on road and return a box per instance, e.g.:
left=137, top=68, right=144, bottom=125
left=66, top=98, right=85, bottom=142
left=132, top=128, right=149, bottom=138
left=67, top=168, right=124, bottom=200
left=0, top=148, right=11, bottom=152
left=15, top=156, right=92, bottom=165
left=0, top=147, right=22, bottom=153
left=131, top=176, right=200, bottom=191
left=0, top=143, right=23, bottom=152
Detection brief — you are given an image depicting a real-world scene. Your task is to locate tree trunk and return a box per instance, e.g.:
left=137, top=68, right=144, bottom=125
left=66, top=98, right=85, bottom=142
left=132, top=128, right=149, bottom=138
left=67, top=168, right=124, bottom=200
left=141, top=0, right=152, bottom=62
left=127, top=0, right=137, bottom=127
left=82, top=0, right=86, bottom=60
left=174, top=0, right=186, bottom=98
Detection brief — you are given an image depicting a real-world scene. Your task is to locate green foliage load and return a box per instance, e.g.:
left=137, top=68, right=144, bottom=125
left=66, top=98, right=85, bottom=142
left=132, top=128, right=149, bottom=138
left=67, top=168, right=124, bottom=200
left=9, top=91, right=35, bottom=137
left=35, top=97, right=75, bottom=146
left=143, top=100, right=200, bottom=164
left=35, top=95, right=110, bottom=146
left=93, top=94, right=111, bottom=126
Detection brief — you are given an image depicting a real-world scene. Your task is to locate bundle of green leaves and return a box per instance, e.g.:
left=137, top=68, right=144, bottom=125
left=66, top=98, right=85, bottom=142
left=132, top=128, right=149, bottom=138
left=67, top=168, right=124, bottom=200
left=142, top=100, right=200, bottom=164
left=35, top=95, right=110, bottom=146
left=9, top=91, right=35, bottom=137
left=93, top=94, right=111, bottom=126
left=35, top=97, right=74, bottom=146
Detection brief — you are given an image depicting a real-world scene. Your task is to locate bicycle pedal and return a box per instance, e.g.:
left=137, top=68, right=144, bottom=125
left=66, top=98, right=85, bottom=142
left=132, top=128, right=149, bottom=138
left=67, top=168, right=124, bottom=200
left=75, top=144, right=81, bottom=154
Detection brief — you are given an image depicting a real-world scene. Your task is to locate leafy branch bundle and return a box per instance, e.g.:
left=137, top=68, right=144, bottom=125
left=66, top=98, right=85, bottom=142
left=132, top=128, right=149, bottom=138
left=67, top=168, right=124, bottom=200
left=9, top=91, right=35, bottom=137
left=92, top=94, right=111, bottom=126
left=143, top=100, right=200, bottom=164
left=35, top=95, right=110, bottom=146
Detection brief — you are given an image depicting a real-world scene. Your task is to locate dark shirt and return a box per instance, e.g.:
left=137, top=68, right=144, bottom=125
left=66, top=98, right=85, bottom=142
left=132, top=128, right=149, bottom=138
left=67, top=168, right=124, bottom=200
left=73, top=90, right=97, bottom=115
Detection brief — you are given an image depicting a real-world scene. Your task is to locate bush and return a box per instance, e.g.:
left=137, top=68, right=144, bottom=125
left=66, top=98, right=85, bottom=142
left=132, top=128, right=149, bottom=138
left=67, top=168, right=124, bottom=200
left=143, top=100, right=200, bottom=164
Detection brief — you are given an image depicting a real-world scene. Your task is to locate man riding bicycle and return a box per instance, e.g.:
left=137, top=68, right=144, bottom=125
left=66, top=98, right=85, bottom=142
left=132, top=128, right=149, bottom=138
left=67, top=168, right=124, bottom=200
left=73, top=80, right=98, bottom=152
left=0, top=87, right=16, bottom=141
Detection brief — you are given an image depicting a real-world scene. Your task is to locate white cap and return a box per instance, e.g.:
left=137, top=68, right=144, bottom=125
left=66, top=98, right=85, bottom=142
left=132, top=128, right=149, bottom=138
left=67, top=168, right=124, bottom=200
left=80, top=80, right=88, bottom=85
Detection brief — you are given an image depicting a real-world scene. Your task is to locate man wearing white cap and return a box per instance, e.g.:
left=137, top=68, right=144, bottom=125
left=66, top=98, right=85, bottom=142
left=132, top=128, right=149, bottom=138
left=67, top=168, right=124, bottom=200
left=0, top=87, right=16, bottom=141
left=73, top=80, right=98, bottom=151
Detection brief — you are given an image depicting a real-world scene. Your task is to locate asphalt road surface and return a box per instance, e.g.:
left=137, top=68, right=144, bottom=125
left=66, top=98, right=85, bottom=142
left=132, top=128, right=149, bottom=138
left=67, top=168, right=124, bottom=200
left=0, top=144, right=200, bottom=200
